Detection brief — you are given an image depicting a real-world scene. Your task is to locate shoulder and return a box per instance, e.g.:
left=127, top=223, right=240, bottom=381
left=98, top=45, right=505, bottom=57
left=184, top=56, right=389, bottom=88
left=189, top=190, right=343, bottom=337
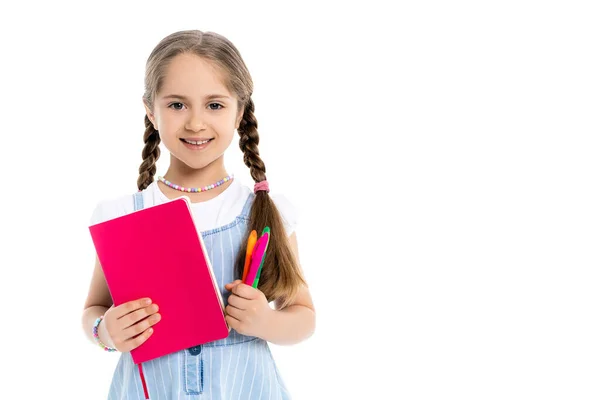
left=88, top=188, right=146, bottom=226
left=270, top=192, right=300, bottom=236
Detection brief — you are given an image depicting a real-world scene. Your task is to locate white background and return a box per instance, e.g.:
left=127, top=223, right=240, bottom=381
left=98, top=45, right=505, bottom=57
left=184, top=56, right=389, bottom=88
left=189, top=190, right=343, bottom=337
left=0, top=1, right=599, bottom=399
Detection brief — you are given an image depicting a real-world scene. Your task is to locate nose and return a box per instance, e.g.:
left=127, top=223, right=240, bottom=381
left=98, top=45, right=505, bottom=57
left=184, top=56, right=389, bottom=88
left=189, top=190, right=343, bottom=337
left=185, top=109, right=207, bottom=132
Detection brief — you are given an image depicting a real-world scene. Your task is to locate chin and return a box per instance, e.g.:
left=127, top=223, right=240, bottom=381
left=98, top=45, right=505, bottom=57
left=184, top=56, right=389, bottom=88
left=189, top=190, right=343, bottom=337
left=178, top=154, right=223, bottom=170
left=181, top=159, right=213, bottom=170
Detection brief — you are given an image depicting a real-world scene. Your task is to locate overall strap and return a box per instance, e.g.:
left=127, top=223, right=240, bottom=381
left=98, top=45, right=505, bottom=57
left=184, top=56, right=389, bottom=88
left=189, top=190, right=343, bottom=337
left=241, top=192, right=255, bottom=218
left=133, top=191, right=144, bottom=211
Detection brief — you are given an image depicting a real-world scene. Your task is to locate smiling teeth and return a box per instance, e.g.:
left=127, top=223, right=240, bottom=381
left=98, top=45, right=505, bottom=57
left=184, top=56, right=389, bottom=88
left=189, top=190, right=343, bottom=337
left=184, top=139, right=210, bottom=145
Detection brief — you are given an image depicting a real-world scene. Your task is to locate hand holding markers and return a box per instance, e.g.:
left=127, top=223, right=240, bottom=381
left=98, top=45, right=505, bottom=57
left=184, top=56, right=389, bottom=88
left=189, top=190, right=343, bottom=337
left=224, top=226, right=272, bottom=337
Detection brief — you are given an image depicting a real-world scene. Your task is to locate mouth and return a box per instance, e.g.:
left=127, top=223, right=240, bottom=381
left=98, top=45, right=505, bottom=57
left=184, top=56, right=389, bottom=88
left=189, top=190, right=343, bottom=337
left=181, top=138, right=213, bottom=145
left=180, top=137, right=214, bottom=150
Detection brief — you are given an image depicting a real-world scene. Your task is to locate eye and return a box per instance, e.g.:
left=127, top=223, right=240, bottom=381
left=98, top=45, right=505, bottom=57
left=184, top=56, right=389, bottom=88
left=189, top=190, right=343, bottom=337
left=168, top=102, right=185, bottom=110
left=209, top=103, right=223, bottom=110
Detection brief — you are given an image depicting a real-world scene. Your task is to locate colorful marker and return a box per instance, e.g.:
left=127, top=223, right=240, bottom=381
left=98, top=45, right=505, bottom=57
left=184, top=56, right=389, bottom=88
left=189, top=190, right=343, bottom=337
left=252, top=227, right=270, bottom=288
left=242, top=230, right=257, bottom=282
left=244, top=228, right=270, bottom=286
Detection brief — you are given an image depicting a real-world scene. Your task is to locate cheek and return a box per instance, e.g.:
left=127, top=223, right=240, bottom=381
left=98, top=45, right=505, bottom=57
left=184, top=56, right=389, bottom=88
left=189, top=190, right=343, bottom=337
left=219, top=130, right=236, bottom=148
left=156, top=116, right=182, bottom=135
left=216, top=120, right=237, bottom=139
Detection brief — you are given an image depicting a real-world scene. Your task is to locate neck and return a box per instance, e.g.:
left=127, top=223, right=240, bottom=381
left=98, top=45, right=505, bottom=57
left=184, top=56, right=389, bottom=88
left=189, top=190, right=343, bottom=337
left=159, top=155, right=233, bottom=203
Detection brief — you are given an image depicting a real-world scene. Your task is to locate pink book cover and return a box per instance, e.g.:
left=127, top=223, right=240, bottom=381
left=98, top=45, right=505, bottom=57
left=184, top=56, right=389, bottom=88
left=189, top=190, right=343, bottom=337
left=89, top=196, right=230, bottom=365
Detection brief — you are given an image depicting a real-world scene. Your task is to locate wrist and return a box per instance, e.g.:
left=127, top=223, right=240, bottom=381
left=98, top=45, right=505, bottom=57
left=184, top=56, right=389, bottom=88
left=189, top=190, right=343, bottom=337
left=93, top=316, right=117, bottom=352
left=100, top=316, right=114, bottom=347
left=258, top=308, right=277, bottom=341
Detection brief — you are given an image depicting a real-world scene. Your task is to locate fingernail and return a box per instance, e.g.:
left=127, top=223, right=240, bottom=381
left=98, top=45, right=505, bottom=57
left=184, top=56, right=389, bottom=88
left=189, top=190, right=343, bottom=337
left=145, top=298, right=152, bottom=305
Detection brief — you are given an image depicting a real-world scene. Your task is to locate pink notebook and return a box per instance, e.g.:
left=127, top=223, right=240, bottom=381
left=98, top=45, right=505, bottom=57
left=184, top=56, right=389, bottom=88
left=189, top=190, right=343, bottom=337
left=89, top=195, right=230, bottom=364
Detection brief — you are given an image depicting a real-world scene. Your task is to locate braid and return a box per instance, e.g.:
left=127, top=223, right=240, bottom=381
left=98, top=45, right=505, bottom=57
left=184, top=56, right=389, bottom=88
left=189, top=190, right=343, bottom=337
left=235, top=97, right=307, bottom=307
left=238, top=98, right=266, bottom=183
left=137, top=114, right=161, bottom=191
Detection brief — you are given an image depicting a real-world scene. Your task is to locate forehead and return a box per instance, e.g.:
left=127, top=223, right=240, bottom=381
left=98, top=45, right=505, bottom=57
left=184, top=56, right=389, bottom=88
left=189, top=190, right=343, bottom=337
left=159, top=53, right=232, bottom=98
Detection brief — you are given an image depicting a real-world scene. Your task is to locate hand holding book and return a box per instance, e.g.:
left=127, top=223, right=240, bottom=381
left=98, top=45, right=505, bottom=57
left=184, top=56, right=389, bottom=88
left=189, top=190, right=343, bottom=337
left=102, top=297, right=162, bottom=352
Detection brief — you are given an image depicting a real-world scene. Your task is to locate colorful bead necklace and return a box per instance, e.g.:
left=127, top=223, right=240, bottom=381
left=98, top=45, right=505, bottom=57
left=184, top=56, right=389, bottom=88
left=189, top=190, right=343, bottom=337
left=157, top=174, right=234, bottom=193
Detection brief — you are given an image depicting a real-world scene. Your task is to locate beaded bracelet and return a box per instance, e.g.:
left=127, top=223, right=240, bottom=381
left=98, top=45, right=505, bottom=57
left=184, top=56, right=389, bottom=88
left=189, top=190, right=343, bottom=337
left=93, top=316, right=118, bottom=352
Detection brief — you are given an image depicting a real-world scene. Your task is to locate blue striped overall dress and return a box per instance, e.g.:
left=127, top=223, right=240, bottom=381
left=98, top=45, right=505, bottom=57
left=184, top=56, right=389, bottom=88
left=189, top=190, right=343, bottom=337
left=107, top=191, right=291, bottom=400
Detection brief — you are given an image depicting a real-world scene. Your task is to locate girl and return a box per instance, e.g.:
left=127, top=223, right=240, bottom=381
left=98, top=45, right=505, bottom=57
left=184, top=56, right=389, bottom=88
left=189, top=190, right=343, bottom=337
left=81, top=30, right=315, bottom=399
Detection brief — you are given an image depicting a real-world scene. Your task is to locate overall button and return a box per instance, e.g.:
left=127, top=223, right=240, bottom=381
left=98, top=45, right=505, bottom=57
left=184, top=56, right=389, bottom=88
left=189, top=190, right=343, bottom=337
left=188, top=345, right=202, bottom=356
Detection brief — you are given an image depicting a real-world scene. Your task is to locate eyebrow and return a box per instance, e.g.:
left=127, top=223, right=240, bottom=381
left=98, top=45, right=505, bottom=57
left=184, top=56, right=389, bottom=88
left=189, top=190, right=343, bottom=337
left=161, top=94, right=231, bottom=101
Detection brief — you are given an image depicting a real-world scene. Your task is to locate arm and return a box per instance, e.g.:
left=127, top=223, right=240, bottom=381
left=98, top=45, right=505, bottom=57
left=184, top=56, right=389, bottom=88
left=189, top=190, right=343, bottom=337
left=261, top=286, right=315, bottom=345
left=262, top=232, right=315, bottom=345
left=81, top=255, right=116, bottom=348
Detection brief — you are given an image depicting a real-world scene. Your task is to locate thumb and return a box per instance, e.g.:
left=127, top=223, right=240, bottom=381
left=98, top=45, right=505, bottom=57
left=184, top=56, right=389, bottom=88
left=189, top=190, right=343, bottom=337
left=225, top=279, right=243, bottom=290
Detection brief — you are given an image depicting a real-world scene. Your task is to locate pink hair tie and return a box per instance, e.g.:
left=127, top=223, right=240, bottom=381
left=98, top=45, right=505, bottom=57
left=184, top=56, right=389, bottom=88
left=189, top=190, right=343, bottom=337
left=254, top=180, right=270, bottom=193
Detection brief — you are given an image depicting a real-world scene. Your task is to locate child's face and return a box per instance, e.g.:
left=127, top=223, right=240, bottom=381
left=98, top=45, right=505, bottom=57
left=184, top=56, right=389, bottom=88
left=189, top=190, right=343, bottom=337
left=145, top=53, right=244, bottom=171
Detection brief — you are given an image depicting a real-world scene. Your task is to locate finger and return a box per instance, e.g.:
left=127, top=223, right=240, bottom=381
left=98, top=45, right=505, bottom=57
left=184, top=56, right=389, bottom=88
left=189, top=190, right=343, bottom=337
left=123, top=313, right=162, bottom=340
left=115, top=298, right=153, bottom=318
left=225, top=305, right=244, bottom=320
left=118, top=303, right=160, bottom=329
left=225, top=315, right=240, bottom=331
left=231, top=283, right=257, bottom=300
left=122, top=326, right=155, bottom=352
left=226, top=294, right=246, bottom=310
left=225, top=280, right=243, bottom=290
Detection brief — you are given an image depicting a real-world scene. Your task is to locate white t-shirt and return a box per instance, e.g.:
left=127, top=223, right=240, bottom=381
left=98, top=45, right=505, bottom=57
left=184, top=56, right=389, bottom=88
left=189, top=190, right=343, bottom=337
left=89, top=179, right=298, bottom=236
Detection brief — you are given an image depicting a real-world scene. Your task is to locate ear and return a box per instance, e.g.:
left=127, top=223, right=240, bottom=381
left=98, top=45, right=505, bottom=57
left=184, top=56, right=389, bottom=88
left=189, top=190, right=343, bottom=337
left=143, top=99, right=157, bottom=130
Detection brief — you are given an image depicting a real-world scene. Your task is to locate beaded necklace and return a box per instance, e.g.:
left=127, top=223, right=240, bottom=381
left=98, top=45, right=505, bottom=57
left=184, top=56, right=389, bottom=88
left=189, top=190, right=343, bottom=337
left=157, top=174, right=234, bottom=193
